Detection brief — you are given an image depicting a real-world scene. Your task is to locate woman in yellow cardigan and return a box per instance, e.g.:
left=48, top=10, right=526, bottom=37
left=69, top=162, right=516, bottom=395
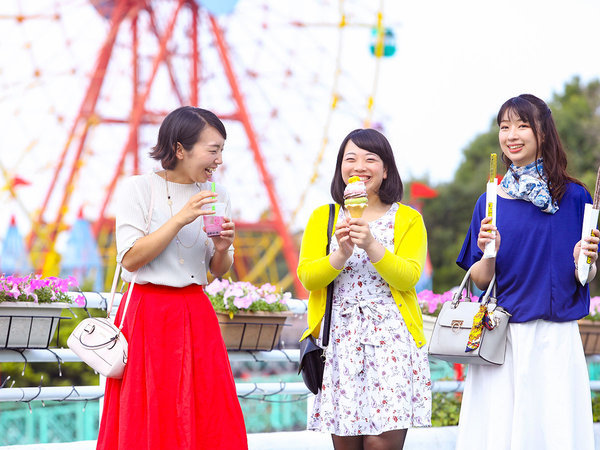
left=298, top=129, right=431, bottom=450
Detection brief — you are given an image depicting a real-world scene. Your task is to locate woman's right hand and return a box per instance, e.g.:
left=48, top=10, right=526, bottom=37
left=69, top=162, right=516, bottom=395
left=329, top=220, right=354, bottom=270
left=477, top=216, right=501, bottom=254
left=175, top=190, right=217, bottom=226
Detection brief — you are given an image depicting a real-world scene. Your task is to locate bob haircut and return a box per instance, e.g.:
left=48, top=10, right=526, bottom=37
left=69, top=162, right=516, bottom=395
left=496, top=94, right=582, bottom=203
left=330, top=128, right=403, bottom=205
left=149, top=106, right=227, bottom=170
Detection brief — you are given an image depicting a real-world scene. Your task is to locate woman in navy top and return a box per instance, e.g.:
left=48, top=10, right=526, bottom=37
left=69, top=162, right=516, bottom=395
left=455, top=94, right=599, bottom=450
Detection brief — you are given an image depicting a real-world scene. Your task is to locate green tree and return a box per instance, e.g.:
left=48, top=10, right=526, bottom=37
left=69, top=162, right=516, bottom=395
left=423, top=77, right=600, bottom=296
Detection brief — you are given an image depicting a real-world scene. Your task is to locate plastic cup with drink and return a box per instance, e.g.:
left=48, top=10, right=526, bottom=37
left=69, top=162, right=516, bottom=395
left=204, top=201, right=226, bottom=237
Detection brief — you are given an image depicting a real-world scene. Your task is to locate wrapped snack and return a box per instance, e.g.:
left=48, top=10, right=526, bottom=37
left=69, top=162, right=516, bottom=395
left=577, top=166, right=600, bottom=285
left=344, top=176, right=368, bottom=218
left=483, top=153, right=498, bottom=258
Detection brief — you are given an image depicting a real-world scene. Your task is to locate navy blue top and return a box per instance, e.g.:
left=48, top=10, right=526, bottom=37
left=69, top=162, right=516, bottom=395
left=457, top=183, right=592, bottom=323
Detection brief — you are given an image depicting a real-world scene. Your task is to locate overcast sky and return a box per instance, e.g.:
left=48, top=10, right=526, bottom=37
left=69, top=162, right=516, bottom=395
left=1, top=0, right=600, bottom=240
left=381, top=0, right=600, bottom=183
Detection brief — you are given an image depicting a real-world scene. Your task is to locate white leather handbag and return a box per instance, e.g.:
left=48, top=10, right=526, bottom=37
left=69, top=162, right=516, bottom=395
left=428, top=267, right=511, bottom=365
left=67, top=266, right=136, bottom=379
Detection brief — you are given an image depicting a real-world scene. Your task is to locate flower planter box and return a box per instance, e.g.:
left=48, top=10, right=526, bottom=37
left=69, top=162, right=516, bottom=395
left=216, top=311, right=291, bottom=351
left=0, top=302, right=69, bottom=349
left=422, top=314, right=437, bottom=344
left=578, top=319, right=600, bottom=355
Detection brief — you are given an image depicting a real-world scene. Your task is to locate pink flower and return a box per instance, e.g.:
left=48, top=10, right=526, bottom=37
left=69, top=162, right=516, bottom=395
left=205, top=278, right=228, bottom=296
left=0, top=274, right=79, bottom=304
left=260, top=283, right=276, bottom=294
left=74, top=295, right=86, bottom=307
left=264, top=294, right=278, bottom=304
left=590, top=296, right=600, bottom=316
left=225, top=285, right=245, bottom=299
left=7, top=285, right=20, bottom=299
left=233, top=295, right=253, bottom=309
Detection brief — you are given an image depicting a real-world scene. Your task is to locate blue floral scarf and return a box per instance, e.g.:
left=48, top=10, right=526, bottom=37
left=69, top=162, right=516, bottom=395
left=499, top=158, right=558, bottom=214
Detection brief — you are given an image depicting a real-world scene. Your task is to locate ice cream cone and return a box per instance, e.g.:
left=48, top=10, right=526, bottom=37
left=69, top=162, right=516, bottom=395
left=346, top=203, right=367, bottom=218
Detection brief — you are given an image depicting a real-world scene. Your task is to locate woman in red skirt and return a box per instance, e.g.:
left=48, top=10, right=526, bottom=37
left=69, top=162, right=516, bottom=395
left=97, top=107, right=248, bottom=449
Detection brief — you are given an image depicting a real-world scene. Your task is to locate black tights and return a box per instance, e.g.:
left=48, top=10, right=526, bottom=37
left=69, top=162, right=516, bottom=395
left=331, top=429, right=407, bottom=450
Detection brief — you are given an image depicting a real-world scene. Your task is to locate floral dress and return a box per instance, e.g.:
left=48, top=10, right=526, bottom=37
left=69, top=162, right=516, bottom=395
left=308, top=204, right=431, bottom=436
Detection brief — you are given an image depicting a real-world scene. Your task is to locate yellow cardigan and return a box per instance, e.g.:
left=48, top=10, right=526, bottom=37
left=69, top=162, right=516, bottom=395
left=298, top=203, right=428, bottom=348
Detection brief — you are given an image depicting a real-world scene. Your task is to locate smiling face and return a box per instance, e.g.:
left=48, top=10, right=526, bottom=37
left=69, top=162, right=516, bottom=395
left=174, top=125, right=225, bottom=183
left=498, top=109, right=540, bottom=167
left=340, top=139, right=387, bottom=199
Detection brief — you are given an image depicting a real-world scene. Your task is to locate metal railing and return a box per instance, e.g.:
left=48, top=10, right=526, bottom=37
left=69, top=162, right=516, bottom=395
left=3, top=292, right=600, bottom=404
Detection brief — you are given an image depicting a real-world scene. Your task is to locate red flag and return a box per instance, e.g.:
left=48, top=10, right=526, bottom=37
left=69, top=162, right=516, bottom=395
left=10, top=176, right=31, bottom=188
left=410, top=182, right=438, bottom=199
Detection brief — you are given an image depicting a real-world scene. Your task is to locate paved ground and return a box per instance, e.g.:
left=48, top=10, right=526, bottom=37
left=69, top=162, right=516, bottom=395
left=2, top=425, right=600, bottom=449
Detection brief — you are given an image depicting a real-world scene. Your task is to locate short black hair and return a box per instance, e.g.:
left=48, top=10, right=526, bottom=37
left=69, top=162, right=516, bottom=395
left=149, top=106, right=226, bottom=169
left=330, top=128, right=403, bottom=205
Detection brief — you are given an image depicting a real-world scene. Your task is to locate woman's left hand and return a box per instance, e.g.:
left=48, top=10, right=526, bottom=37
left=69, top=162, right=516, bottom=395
left=574, top=228, right=600, bottom=265
left=209, top=217, right=235, bottom=251
left=347, top=217, right=385, bottom=263
left=347, top=218, right=376, bottom=250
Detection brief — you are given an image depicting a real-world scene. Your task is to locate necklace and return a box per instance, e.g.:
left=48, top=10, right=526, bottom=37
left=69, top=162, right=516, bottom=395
left=164, top=170, right=203, bottom=264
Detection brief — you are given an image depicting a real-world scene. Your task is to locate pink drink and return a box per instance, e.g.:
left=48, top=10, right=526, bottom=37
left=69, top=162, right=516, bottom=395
left=205, top=216, right=224, bottom=236
left=204, top=202, right=226, bottom=237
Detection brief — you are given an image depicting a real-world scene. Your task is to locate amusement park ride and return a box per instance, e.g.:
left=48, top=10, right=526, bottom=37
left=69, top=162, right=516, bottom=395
left=1, top=0, right=402, bottom=296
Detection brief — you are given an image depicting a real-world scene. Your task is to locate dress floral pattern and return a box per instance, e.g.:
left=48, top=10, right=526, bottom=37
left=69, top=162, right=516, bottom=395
left=308, top=204, right=431, bottom=436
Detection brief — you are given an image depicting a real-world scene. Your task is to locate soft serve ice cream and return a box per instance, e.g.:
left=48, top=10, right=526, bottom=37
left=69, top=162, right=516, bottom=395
left=343, top=176, right=368, bottom=218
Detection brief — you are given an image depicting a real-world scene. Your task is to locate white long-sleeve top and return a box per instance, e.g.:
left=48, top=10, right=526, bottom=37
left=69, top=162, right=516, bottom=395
left=115, top=171, right=233, bottom=286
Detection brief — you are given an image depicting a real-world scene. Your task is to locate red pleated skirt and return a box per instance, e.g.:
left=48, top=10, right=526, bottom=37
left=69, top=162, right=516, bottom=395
left=96, top=283, right=247, bottom=450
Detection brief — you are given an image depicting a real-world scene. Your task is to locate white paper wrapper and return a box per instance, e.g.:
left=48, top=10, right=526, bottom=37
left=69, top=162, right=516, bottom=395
left=483, top=179, right=498, bottom=259
left=578, top=203, right=599, bottom=285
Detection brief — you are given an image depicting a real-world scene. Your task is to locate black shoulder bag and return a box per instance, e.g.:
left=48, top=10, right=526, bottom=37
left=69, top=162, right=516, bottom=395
left=298, top=204, right=335, bottom=395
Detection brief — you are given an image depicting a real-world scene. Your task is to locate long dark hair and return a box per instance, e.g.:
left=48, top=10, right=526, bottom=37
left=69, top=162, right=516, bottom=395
left=330, top=129, right=403, bottom=205
left=496, top=94, right=583, bottom=203
left=150, top=106, right=226, bottom=169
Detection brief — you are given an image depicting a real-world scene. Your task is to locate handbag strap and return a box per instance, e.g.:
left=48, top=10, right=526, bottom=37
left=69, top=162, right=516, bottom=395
left=452, top=266, right=497, bottom=307
left=107, top=173, right=156, bottom=329
left=107, top=266, right=137, bottom=331
left=321, top=203, right=336, bottom=347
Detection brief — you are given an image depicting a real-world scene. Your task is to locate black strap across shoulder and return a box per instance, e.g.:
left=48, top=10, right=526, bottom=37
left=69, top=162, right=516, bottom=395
left=321, top=204, right=335, bottom=347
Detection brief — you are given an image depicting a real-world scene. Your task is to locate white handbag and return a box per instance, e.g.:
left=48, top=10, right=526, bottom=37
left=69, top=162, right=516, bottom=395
left=67, top=266, right=136, bottom=378
left=428, top=267, right=512, bottom=365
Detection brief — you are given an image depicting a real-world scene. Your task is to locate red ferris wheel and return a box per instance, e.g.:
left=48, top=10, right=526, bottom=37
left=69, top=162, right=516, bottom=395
left=18, top=0, right=303, bottom=295
left=1, top=0, right=396, bottom=297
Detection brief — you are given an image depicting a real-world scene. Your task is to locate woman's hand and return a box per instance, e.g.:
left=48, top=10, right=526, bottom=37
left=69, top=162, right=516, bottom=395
left=175, top=190, right=217, bottom=226
left=574, top=228, right=600, bottom=266
left=348, top=217, right=385, bottom=263
left=209, top=217, right=235, bottom=251
left=477, top=216, right=501, bottom=254
left=329, top=220, right=354, bottom=270
left=347, top=218, right=375, bottom=249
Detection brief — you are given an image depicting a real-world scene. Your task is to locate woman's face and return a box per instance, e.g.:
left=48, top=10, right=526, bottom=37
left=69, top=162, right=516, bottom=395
left=175, top=125, right=224, bottom=183
left=498, top=110, right=539, bottom=167
left=340, top=139, right=387, bottom=198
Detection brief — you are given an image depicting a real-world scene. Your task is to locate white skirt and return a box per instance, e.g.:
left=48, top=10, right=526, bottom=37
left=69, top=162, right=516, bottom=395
left=456, top=320, right=594, bottom=450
